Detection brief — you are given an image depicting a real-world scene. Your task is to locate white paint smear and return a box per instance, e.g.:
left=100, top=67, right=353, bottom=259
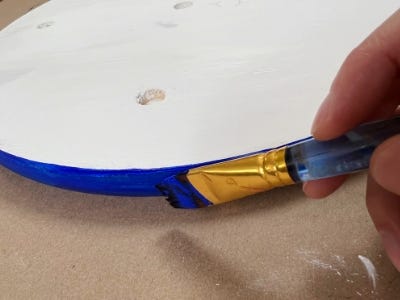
left=309, top=258, right=342, bottom=276
left=297, top=250, right=343, bottom=276
left=333, top=254, right=346, bottom=267
left=358, top=255, right=377, bottom=290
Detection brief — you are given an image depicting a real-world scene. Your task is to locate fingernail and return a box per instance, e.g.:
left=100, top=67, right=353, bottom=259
left=311, top=93, right=332, bottom=136
left=380, top=231, right=400, bottom=271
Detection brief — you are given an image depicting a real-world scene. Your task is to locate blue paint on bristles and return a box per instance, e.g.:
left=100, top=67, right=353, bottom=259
left=157, top=173, right=213, bottom=209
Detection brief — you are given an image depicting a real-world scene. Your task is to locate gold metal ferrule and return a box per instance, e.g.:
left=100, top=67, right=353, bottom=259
left=186, top=147, right=295, bottom=205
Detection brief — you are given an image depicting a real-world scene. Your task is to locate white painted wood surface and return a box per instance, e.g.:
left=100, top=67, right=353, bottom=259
left=0, top=0, right=397, bottom=169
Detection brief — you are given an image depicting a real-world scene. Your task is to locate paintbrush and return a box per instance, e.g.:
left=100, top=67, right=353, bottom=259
left=157, top=116, right=400, bottom=209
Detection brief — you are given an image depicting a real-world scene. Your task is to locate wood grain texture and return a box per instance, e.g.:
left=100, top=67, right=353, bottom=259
left=1, top=2, right=399, bottom=299
left=2, top=1, right=397, bottom=170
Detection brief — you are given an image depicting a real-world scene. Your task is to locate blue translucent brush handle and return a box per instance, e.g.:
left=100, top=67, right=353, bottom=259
left=285, top=116, right=400, bottom=182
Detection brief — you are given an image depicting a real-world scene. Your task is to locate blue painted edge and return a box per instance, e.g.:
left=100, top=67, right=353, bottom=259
left=0, top=149, right=203, bottom=196
left=0, top=137, right=311, bottom=197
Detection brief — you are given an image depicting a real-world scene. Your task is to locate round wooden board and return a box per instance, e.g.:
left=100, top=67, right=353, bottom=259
left=0, top=0, right=397, bottom=195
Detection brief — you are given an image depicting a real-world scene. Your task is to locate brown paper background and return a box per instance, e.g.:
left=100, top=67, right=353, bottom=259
left=1, top=1, right=399, bottom=299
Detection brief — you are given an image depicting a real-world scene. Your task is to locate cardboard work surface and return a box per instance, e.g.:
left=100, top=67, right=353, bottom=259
left=1, top=1, right=399, bottom=299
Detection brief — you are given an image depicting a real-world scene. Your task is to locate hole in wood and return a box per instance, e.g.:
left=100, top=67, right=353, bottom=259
left=137, top=89, right=166, bottom=105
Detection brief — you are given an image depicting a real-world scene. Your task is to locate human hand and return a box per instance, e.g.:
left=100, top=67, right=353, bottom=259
left=303, top=9, right=400, bottom=270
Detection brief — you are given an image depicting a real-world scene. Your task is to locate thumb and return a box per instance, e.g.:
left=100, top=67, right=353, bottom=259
left=366, top=176, right=400, bottom=271
left=367, top=135, right=400, bottom=271
left=370, top=135, right=400, bottom=195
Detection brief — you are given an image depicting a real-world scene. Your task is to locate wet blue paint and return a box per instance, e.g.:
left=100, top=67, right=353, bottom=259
left=0, top=149, right=201, bottom=196
left=157, top=174, right=213, bottom=208
left=0, top=138, right=310, bottom=197
left=0, top=149, right=266, bottom=196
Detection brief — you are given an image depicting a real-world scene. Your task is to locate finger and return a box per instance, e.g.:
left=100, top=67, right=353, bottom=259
left=312, top=9, right=400, bottom=140
left=305, top=89, right=399, bottom=199
left=368, top=78, right=400, bottom=120
left=366, top=175, right=400, bottom=271
left=303, top=175, right=347, bottom=199
left=370, top=135, right=400, bottom=195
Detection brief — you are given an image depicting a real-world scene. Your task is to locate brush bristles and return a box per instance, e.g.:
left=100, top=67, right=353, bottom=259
left=157, top=174, right=213, bottom=209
